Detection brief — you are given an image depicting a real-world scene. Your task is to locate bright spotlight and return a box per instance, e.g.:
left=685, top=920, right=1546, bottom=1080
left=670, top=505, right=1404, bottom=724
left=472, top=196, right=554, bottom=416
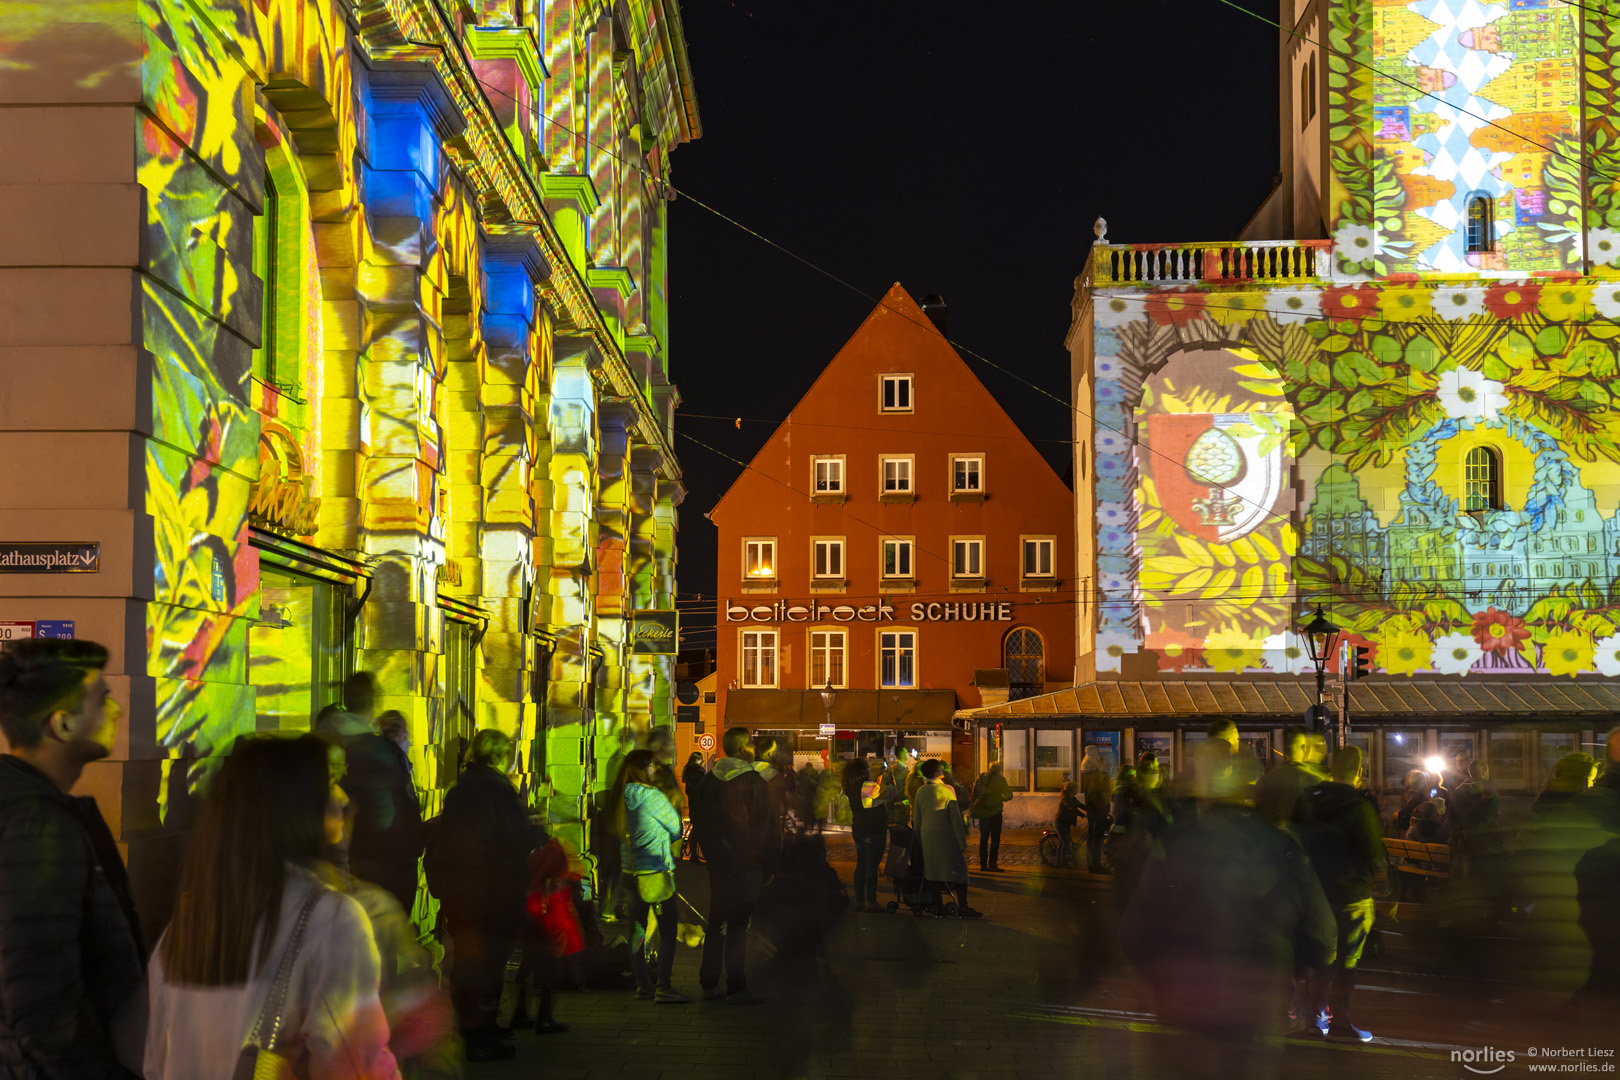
left=1424, top=755, right=1445, bottom=776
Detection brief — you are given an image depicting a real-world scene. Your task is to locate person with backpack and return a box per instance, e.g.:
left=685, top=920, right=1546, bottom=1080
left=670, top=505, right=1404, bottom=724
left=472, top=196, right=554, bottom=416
left=1296, top=745, right=1385, bottom=1043
left=843, top=758, right=897, bottom=911
left=620, top=749, right=690, bottom=1004
left=691, top=727, right=775, bottom=1003
left=145, top=735, right=399, bottom=1078
left=969, top=761, right=1014, bottom=872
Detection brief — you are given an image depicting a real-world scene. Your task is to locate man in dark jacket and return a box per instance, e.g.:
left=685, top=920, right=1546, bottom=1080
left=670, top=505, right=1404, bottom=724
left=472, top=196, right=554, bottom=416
left=0, top=639, right=144, bottom=1079
left=1296, top=745, right=1385, bottom=1042
left=692, top=726, right=774, bottom=1003
left=1253, top=728, right=1321, bottom=826
left=325, top=675, right=425, bottom=914
left=429, top=728, right=530, bottom=1061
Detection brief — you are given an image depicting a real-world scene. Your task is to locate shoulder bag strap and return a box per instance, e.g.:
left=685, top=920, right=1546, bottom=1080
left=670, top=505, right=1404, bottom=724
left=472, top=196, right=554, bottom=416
left=247, top=888, right=326, bottom=1053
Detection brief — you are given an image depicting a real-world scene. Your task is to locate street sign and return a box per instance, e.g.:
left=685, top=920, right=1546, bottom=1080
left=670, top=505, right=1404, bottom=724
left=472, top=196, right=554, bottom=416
left=697, top=733, right=715, bottom=752
left=819, top=723, right=836, bottom=736
left=35, top=621, right=74, bottom=639
left=0, top=622, right=34, bottom=643
left=0, top=542, right=99, bottom=573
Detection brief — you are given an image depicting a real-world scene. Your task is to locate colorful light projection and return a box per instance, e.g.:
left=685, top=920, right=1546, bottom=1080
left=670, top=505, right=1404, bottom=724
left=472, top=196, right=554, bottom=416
left=1333, top=0, right=1583, bottom=275
left=1095, top=277, right=1620, bottom=678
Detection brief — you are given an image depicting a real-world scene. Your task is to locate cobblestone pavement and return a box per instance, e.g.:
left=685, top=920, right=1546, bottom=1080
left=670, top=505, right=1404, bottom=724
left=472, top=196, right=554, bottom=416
left=482, top=848, right=1615, bottom=1080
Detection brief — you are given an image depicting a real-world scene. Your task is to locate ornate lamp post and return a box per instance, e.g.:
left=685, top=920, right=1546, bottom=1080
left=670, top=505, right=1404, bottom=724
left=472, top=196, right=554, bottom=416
left=1301, top=606, right=1340, bottom=733
left=820, top=681, right=836, bottom=735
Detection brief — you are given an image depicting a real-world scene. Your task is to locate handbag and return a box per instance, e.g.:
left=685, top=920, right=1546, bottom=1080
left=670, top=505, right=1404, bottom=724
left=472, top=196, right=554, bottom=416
left=635, top=870, right=675, bottom=904
left=233, top=888, right=325, bottom=1080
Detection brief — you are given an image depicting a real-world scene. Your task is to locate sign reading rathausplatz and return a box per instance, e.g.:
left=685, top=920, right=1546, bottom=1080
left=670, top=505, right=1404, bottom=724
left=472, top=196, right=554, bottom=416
left=0, top=542, right=100, bottom=573
left=631, top=610, right=680, bottom=654
left=726, top=599, right=1014, bottom=624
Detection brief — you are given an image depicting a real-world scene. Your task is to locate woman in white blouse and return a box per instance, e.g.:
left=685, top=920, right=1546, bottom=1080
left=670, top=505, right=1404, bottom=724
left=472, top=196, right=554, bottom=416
left=144, top=734, right=400, bottom=1080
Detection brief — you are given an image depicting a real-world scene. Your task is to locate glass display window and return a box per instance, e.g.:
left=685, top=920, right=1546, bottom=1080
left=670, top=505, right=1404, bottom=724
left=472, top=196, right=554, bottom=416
left=250, top=564, right=349, bottom=732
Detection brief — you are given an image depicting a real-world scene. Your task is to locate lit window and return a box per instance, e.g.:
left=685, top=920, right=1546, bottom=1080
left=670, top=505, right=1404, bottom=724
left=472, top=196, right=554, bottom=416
left=813, top=538, right=844, bottom=579
left=880, top=630, right=917, bottom=688
left=743, top=538, right=777, bottom=579
left=813, top=457, right=843, bottom=494
left=1022, top=537, right=1055, bottom=577
left=1466, top=194, right=1494, bottom=253
left=1465, top=446, right=1502, bottom=511
left=881, top=456, right=913, bottom=494
left=952, top=538, right=983, bottom=578
left=880, top=374, right=913, bottom=413
left=882, top=538, right=914, bottom=578
left=741, top=630, right=778, bottom=688
left=810, top=630, right=846, bottom=689
left=951, top=455, right=983, bottom=493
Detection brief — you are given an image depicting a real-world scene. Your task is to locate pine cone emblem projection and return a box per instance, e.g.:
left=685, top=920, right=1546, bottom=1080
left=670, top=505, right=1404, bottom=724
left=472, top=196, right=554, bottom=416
left=1184, top=428, right=1245, bottom=487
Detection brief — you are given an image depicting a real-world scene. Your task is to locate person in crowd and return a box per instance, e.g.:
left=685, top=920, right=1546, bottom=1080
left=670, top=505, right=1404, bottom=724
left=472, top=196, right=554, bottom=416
left=1107, top=764, right=1139, bottom=869
left=1254, top=728, right=1321, bottom=826
left=970, top=760, right=1014, bottom=872
left=318, top=673, right=426, bottom=915
left=1121, top=739, right=1336, bottom=1080
left=1405, top=799, right=1449, bottom=843
left=520, top=832, right=578, bottom=1028
left=1395, top=769, right=1434, bottom=835
left=1586, top=729, right=1620, bottom=832
left=1056, top=780, right=1084, bottom=870
left=146, top=735, right=398, bottom=1078
left=682, top=752, right=707, bottom=863
left=0, top=639, right=145, bottom=1078
left=645, top=727, right=685, bottom=865
left=427, top=728, right=529, bottom=1062
left=1208, top=719, right=1241, bottom=754
left=1447, top=759, right=1500, bottom=879
left=1296, top=746, right=1384, bottom=1042
left=692, top=727, right=774, bottom=1003
left=1536, top=752, right=1600, bottom=814
left=1112, top=753, right=1171, bottom=907
left=620, top=749, right=690, bottom=1004
left=1080, top=746, right=1114, bottom=874
left=913, top=759, right=981, bottom=918
left=797, top=760, right=822, bottom=833
left=843, top=758, right=896, bottom=911
left=1576, top=830, right=1620, bottom=1002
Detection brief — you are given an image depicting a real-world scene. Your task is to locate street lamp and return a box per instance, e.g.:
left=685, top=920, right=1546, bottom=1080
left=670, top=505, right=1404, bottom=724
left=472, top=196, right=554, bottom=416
left=820, top=682, right=836, bottom=740
left=1300, top=606, right=1340, bottom=731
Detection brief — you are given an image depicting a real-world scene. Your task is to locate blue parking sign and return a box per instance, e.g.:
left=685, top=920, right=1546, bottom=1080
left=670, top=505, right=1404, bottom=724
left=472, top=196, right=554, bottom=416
left=35, top=621, right=74, bottom=639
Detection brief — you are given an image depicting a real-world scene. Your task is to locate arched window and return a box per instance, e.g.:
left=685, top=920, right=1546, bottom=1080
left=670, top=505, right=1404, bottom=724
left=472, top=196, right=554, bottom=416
left=1465, top=446, right=1502, bottom=512
left=1004, top=628, right=1045, bottom=702
left=1465, top=193, right=1494, bottom=253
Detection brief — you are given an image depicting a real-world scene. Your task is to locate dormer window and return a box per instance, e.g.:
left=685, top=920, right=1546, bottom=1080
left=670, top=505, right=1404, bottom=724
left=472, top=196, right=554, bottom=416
left=1466, top=194, right=1494, bottom=253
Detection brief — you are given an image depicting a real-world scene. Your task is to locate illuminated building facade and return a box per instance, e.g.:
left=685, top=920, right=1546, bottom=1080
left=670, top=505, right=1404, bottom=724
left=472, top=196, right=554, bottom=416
left=989, top=0, right=1620, bottom=797
left=0, top=0, right=696, bottom=926
left=710, top=287, right=1075, bottom=793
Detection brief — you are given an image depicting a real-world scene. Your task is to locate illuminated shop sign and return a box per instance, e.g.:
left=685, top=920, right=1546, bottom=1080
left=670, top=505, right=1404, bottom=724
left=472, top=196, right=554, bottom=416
left=725, top=600, right=1013, bottom=624
left=632, top=610, right=680, bottom=654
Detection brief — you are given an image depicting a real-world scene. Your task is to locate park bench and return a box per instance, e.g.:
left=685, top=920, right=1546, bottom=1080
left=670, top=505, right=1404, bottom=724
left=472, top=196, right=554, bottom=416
left=1383, top=837, right=1450, bottom=899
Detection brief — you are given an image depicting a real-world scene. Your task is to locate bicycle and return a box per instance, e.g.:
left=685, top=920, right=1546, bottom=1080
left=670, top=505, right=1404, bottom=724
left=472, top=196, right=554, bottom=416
left=1038, top=814, right=1084, bottom=868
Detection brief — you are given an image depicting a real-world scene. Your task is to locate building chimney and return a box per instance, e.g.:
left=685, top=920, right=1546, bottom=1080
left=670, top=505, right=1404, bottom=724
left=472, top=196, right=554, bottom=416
left=920, top=293, right=947, bottom=336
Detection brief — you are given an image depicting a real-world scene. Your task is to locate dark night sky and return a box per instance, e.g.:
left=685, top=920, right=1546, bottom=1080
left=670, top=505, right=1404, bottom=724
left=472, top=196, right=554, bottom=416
left=666, top=0, right=1280, bottom=652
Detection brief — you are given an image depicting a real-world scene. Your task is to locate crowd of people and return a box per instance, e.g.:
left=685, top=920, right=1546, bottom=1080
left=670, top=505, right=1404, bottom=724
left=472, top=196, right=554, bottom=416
left=4, top=634, right=1619, bottom=1079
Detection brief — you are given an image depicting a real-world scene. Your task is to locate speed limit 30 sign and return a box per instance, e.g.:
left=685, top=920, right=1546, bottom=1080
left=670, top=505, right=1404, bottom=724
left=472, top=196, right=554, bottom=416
left=697, top=733, right=715, bottom=752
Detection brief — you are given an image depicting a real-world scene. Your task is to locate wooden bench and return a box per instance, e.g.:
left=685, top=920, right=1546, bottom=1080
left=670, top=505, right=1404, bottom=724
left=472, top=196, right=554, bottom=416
left=1384, top=838, right=1450, bottom=898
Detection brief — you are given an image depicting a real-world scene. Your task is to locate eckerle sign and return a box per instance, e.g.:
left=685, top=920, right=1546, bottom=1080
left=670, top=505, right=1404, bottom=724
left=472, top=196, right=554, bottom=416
left=631, top=610, right=680, bottom=654
left=0, top=542, right=100, bottom=574
left=725, top=600, right=1014, bottom=624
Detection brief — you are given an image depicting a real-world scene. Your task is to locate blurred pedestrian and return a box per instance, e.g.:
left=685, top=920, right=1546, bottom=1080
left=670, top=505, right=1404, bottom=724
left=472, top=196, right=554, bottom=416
left=1536, top=752, right=1600, bottom=814
left=692, top=727, right=774, bottom=1003
left=1254, top=728, right=1320, bottom=826
left=1112, top=753, right=1170, bottom=907
left=682, top=752, right=706, bottom=863
left=1448, top=760, right=1500, bottom=878
left=969, top=760, right=1014, bottom=872
left=0, top=639, right=145, bottom=1077
left=843, top=758, right=895, bottom=911
left=1587, top=729, right=1620, bottom=834
left=1395, top=769, right=1434, bottom=835
left=620, top=749, right=690, bottom=1004
left=1296, top=746, right=1384, bottom=1042
left=1056, top=780, right=1084, bottom=869
left=427, top=729, right=528, bottom=1062
left=913, top=759, right=980, bottom=918
left=1080, top=746, right=1114, bottom=873
left=146, top=735, right=399, bottom=1078
left=1121, top=740, right=1335, bottom=1080
left=1406, top=799, right=1449, bottom=843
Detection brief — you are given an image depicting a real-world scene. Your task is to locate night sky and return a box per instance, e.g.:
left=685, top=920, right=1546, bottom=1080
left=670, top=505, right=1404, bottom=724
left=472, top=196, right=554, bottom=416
left=666, top=0, right=1281, bottom=653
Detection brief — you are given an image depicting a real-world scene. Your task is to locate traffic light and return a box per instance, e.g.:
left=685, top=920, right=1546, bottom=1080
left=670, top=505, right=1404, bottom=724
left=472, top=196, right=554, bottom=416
left=1349, top=644, right=1373, bottom=681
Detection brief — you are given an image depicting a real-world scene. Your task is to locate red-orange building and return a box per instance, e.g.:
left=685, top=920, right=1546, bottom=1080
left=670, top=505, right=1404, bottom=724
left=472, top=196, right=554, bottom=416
left=709, top=285, right=1074, bottom=787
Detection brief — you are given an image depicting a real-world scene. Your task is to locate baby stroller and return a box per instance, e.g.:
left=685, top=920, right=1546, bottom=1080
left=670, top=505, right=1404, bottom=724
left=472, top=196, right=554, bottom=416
left=884, top=822, right=957, bottom=916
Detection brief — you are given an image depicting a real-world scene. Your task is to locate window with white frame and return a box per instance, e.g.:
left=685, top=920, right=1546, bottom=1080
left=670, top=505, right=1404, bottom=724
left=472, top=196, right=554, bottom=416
left=1022, top=537, right=1055, bottom=578
left=741, top=629, right=778, bottom=688
left=880, top=373, right=913, bottom=413
left=810, top=629, right=846, bottom=689
left=813, top=538, right=845, bottom=579
left=881, top=456, right=913, bottom=494
left=880, top=630, right=917, bottom=688
left=812, top=456, right=843, bottom=495
left=882, top=538, right=914, bottom=578
left=743, top=538, right=776, bottom=580
left=952, top=538, right=983, bottom=578
left=951, top=455, right=983, bottom=493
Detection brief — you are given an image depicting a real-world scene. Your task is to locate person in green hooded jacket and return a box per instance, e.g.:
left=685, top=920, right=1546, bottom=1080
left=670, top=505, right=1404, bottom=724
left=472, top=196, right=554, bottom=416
left=970, top=762, right=1015, bottom=871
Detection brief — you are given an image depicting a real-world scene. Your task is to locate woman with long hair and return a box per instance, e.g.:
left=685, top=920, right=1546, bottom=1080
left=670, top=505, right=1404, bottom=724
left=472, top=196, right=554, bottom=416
left=620, top=749, right=689, bottom=1002
left=145, top=734, right=399, bottom=1079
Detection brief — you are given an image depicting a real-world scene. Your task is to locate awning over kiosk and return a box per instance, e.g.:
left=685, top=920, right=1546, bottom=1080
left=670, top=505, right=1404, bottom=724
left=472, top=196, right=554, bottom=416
left=728, top=689, right=959, bottom=730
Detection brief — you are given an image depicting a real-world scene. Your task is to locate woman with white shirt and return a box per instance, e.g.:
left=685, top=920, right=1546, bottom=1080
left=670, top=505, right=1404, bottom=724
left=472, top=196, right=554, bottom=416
left=144, top=734, right=399, bottom=1080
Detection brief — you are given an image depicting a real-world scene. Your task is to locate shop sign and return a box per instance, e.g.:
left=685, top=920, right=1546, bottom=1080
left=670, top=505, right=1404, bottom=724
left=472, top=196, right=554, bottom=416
left=0, top=622, right=34, bottom=642
left=725, top=599, right=1014, bottom=624
left=249, top=428, right=320, bottom=536
left=0, top=542, right=100, bottom=573
left=631, top=610, right=679, bottom=654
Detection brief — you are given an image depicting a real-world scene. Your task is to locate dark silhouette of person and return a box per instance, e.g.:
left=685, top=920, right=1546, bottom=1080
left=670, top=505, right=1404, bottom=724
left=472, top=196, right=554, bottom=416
left=691, top=727, right=774, bottom=1002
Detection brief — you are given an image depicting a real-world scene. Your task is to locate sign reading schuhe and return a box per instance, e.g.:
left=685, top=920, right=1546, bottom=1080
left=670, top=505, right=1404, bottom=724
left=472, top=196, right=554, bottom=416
left=725, top=599, right=1014, bottom=624
left=0, top=542, right=100, bottom=574
left=631, top=610, right=680, bottom=654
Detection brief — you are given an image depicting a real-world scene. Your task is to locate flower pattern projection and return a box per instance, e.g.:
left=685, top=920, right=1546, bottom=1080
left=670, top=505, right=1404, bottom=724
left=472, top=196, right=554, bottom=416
left=1097, top=271, right=1620, bottom=679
